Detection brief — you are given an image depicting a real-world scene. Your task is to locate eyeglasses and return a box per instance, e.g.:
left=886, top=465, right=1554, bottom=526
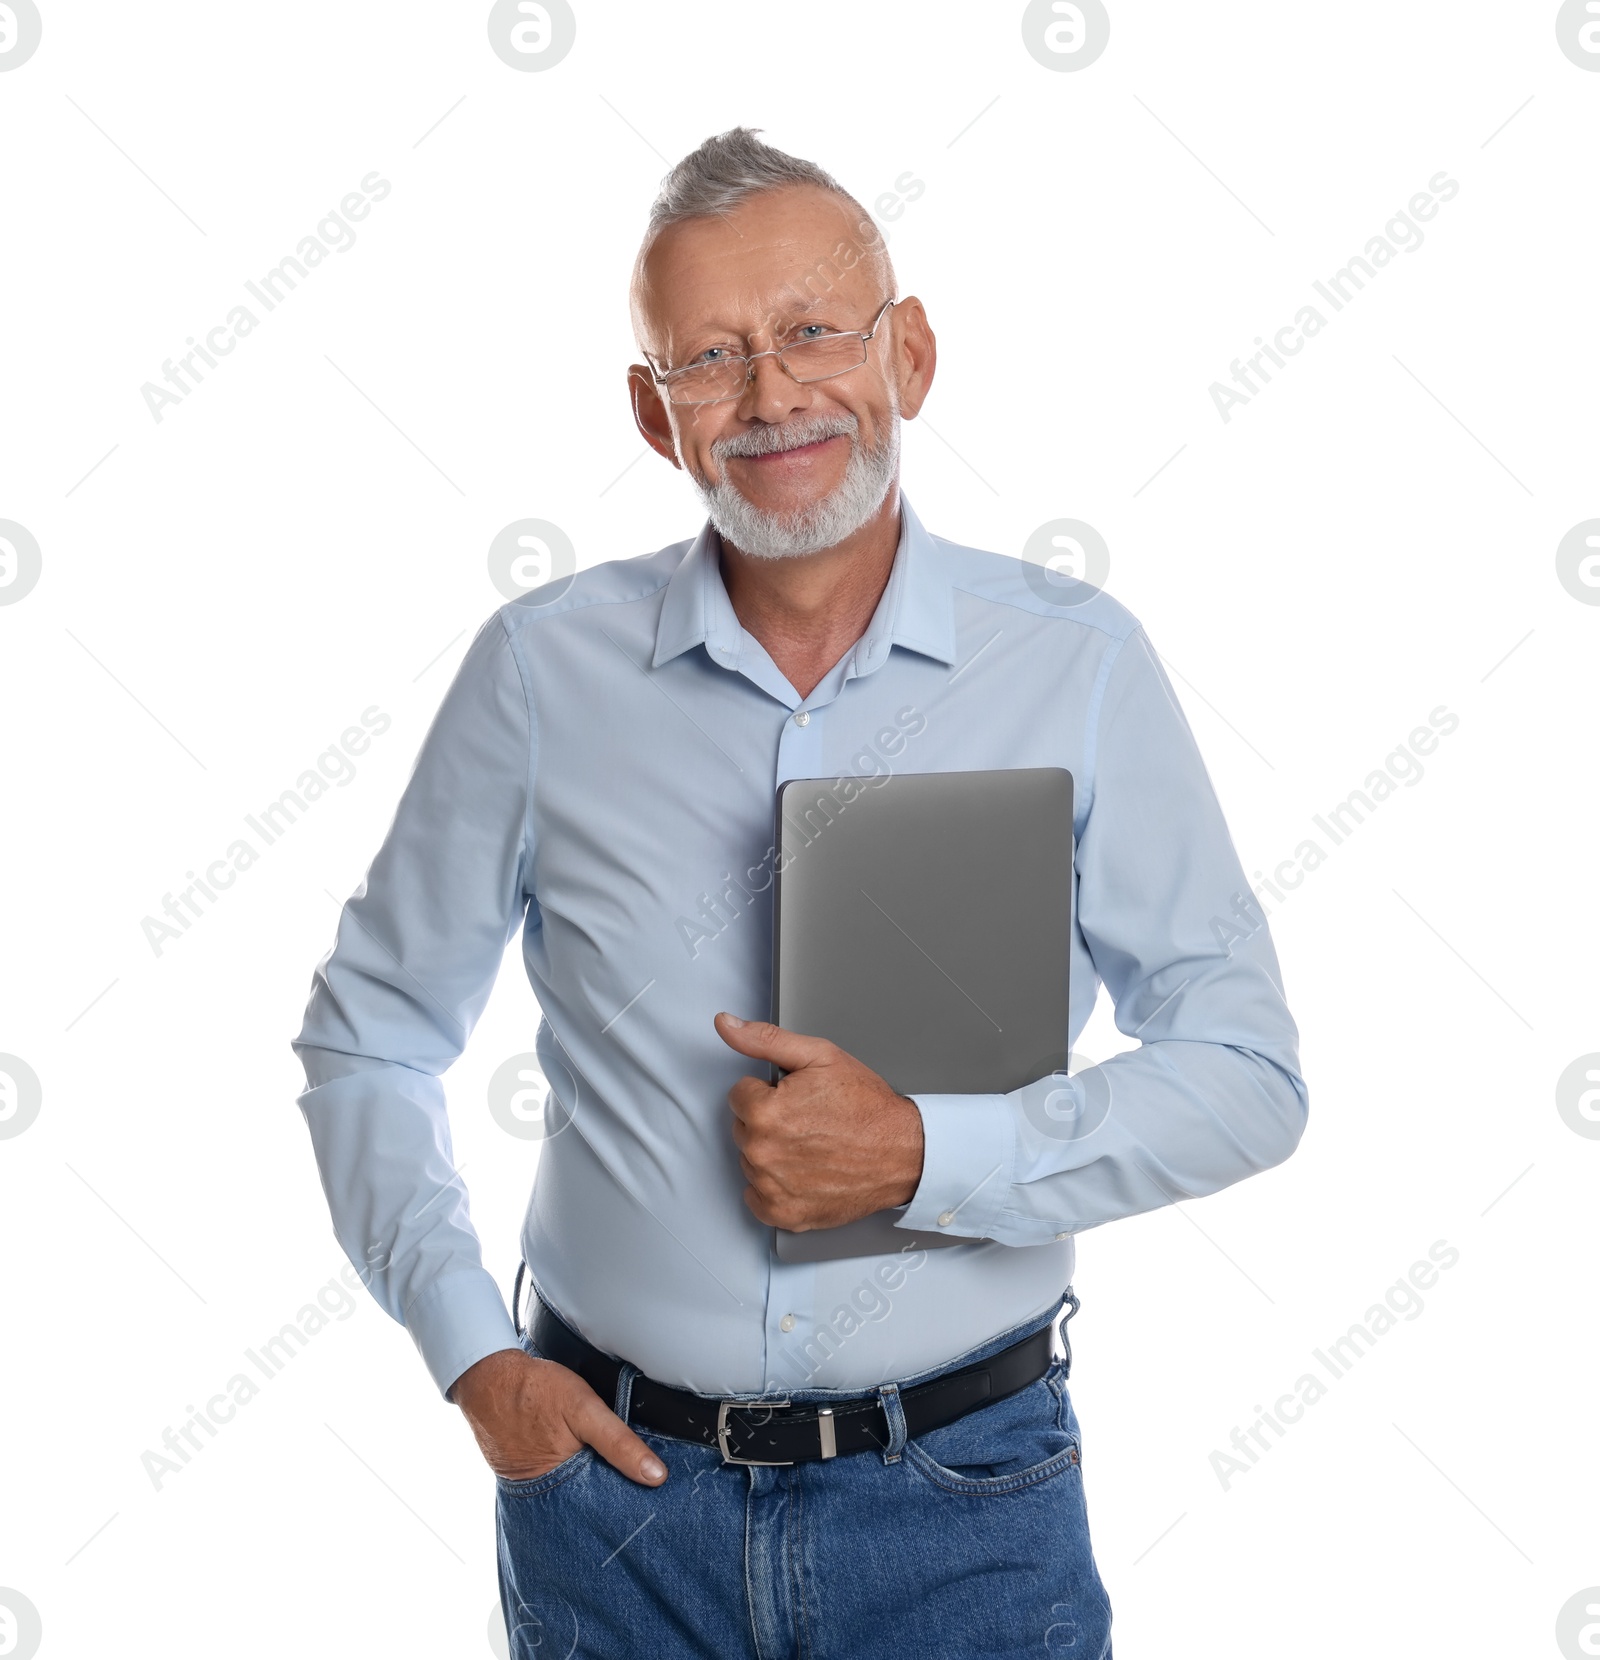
left=647, top=297, right=896, bottom=407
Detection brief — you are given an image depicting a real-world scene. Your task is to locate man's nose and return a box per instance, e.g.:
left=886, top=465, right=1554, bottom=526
left=736, top=349, right=812, bottom=425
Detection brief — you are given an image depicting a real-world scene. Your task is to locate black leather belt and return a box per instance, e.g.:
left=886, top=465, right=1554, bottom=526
left=527, top=1292, right=1057, bottom=1466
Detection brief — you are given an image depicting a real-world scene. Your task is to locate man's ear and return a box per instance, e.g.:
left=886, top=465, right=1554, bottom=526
left=888, top=297, right=937, bottom=422
left=628, top=364, right=682, bottom=469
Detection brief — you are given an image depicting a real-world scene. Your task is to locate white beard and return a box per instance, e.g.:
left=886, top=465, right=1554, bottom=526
left=686, top=401, right=901, bottom=561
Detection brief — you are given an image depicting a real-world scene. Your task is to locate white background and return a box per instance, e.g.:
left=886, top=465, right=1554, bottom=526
left=1, top=2, right=1596, bottom=1656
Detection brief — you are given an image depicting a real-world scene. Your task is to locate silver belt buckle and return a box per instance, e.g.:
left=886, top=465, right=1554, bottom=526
left=716, top=1399, right=841, bottom=1465
left=716, top=1397, right=794, bottom=1466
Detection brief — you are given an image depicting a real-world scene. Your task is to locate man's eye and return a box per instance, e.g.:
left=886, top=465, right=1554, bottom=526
left=693, top=346, right=734, bottom=365
left=795, top=324, right=829, bottom=340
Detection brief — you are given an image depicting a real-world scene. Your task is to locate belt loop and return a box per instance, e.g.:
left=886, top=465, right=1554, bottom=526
left=614, top=1361, right=640, bottom=1425
left=512, top=1260, right=527, bottom=1337
left=875, top=1382, right=907, bottom=1464
left=1057, top=1284, right=1081, bottom=1379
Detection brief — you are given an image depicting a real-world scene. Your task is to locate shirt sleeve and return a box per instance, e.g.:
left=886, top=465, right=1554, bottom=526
left=895, top=623, right=1309, bottom=1245
left=290, top=610, right=533, bottom=1399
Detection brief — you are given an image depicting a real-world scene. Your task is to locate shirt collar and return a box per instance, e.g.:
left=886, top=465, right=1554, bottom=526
left=651, top=491, right=958, bottom=674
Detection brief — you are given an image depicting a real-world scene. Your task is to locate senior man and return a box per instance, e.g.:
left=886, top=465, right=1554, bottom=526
left=293, top=128, right=1307, bottom=1659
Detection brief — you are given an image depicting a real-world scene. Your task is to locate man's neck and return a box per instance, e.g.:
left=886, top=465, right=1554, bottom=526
left=717, top=491, right=902, bottom=702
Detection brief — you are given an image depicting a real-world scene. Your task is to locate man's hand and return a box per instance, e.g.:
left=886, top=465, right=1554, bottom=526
left=451, top=1348, right=667, bottom=1486
left=714, top=1012, right=925, bottom=1231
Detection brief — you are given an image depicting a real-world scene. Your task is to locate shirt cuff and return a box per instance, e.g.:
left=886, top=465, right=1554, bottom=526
left=403, top=1267, right=521, bottom=1401
left=896, top=1092, right=1016, bottom=1240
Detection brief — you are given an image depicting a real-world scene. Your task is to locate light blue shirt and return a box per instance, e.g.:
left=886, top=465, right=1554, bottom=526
left=291, top=493, right=1308, bottom=1401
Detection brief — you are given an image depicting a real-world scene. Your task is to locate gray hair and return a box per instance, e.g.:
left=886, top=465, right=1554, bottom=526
left=631, top=128, right=894, bottom=345
left=644, top=126, right=860, bottom=236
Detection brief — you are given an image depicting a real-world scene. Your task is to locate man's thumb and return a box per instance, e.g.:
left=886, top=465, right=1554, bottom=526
left=714, top=1012, right=829, bottom=1071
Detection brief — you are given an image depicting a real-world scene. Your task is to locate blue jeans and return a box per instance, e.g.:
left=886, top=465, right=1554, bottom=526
left=495, top=1291, right=1113, bottom=1658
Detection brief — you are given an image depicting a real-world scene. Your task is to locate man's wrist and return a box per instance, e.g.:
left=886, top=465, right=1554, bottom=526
left=447, top=1345, right=527, bottom=1409
left=883, top=1093, right=925, bottom=1207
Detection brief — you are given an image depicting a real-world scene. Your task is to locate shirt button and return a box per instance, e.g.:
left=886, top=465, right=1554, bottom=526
left=937, top=1210, right=954, bottom=1226
left=1055, top=1232, right=1068, bottom=1241
left=793, top=710, right=810, bottom=727
left=779, top=1313, right=796, bottom=1332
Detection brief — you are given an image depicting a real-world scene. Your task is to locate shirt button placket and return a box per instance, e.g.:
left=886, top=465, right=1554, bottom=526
left=771, top=699, right=827, bottom=1376
left=777, top=701, right=823, bottom=786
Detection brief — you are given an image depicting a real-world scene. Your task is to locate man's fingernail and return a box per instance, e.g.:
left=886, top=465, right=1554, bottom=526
left=720, top=1013, right=746, bottom=1028
left=642, top=1457, right=666, bottom=1480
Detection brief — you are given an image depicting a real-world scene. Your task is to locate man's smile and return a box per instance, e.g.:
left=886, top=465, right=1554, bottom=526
left=729, top=433, right=848, bottom=470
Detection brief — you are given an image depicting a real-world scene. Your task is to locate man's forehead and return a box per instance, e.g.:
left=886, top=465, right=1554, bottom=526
left=676, top=287, right=857, bottom=327
left=635, top=187, right=885, bottom=330
left=641, top=254, right=880, bottom=341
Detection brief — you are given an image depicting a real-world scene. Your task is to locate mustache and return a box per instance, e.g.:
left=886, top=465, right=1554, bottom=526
left=712, top=413, right=859, bottom=461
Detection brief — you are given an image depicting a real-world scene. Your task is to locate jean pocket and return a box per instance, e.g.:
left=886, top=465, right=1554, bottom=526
left=494, top=1443, right=597, bottom=1498
left=902, top=1355, right=1080, bottom=1497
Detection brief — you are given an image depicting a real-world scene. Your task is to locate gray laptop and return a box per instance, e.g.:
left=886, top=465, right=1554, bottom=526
left=770, top=766, right=1074, bottom=1263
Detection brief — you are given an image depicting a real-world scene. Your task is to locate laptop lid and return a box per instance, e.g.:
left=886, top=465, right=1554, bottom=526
left=770, top=766, right=1073, bottom=1262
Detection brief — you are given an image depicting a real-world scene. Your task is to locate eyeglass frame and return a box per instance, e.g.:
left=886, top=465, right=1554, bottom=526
left=644, top=296, right=898, bottom=407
